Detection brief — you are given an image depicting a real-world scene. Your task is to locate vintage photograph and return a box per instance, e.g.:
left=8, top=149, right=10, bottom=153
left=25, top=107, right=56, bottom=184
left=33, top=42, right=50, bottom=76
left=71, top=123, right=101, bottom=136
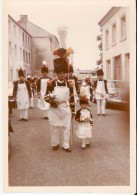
left=2, top=0, right=136, bottom=193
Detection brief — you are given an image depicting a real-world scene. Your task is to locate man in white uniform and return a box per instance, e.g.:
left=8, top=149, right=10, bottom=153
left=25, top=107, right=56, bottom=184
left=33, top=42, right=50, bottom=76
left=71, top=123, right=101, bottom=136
left=94, top=69, right=108, bottom=116
left=13, top=69, right=31, bottom=121
left=37, top=61, right=51, bottom=119
left=45, top=57, right=75, bottom=152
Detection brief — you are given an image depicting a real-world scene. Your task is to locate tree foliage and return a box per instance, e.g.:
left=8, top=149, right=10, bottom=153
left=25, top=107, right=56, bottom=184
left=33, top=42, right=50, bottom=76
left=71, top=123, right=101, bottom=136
left=96, top=28, right=102, bottom=66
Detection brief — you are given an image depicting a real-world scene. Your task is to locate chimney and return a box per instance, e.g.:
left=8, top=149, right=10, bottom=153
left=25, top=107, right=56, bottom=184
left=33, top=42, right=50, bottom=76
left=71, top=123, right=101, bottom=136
left=20, top=15, right=28, bottom=22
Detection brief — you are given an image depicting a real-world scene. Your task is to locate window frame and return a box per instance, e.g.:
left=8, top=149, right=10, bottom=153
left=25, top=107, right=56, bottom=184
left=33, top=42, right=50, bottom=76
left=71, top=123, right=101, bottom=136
left=120, top=13, right=127, bottom=41
left=105, top=28, right=109, bottom=50
left=111, top=22, right=117, bottom=46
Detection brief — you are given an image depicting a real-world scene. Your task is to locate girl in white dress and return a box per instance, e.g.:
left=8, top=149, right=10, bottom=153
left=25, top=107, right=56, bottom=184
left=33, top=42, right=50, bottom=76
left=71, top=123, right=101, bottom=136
left=75, top=96, right=93, bottom=149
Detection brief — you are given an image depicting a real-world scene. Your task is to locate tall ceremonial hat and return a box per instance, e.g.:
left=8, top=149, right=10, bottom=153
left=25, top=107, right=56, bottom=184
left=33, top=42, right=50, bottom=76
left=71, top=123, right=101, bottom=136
left=27, top=74, right=31, bottom=80
left=18, top=68, right=24, bottom=77
left=79, top=96, right=89, bottom=105
left=97, top=69, right=104, bottom=76
left=53, top=48, right=67, bottom=58
left=53, top=47, right=74, bottom=58
left=53, top=57, right=68, bottom=73
left=41, top=60, right=48, bottom=73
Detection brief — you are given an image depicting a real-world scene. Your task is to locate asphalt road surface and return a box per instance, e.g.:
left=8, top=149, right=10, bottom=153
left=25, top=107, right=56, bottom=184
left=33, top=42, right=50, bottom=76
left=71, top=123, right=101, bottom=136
left=9, top=98, right=130, bottom=186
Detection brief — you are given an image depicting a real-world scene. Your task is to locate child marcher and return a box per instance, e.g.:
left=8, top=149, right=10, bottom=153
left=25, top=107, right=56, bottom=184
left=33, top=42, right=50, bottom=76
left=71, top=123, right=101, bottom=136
left=94, top=69, right=108, bottom=116
left=75, top=96, right=93, bottom=149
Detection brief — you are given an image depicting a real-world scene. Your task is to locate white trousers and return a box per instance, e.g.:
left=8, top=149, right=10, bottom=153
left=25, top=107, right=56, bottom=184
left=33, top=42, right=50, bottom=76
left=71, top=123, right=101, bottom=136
left=50, top=125, right=70, bottom=149
left=43, top=110, right=48, bottom=117
left=19, top=109, right=28, bottom=119
left=96, top=99, right=106, bottom=114
left=29, top=98, right=33, bottom=108
left=81, top=138, right=90, bottom=148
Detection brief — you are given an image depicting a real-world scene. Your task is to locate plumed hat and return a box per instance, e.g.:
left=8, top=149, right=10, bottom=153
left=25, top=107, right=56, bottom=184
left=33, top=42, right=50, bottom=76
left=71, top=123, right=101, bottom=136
left=41, top=65, right=48, bottom=73
left=27, top=74, right=31, bottom=79
left=53, top=48, right=67, bottom=57
left=97, top=69, right=104, bottom=76
left=41, top=60, right=48, bottom=73
left=53, top=58, right=68, bottom=73
left=79, top=96, right=89, bottom=105
left=53, top=47, right=74, bottom=58
left=18, top=69, right=24, bottom=77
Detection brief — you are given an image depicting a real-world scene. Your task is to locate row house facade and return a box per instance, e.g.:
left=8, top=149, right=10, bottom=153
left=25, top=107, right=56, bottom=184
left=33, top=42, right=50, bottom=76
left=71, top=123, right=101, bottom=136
left=8, top=15, right=32, bottom=81
left=17, top=15, right=59, bottom=78
left=8, top=15, right=59, bottom=81
left=98, top=7, right=130, bottom=81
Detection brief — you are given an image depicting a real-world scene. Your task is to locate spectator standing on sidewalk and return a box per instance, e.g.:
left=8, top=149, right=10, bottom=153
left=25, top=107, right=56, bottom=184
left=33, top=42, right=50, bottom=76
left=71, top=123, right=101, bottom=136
left=37, top=61, right=51, bottom=120
left=94, top=69, right=108, bottom=116
left=13, top=69, right=31, bottom=121
left=75, top=96, right=93, bottom=149
left=45, top=57, right=75, bottom=152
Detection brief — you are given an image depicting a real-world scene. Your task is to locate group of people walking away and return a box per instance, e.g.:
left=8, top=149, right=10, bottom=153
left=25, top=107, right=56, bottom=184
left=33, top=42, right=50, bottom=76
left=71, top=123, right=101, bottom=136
left=12, top=47, right=108, bottom=152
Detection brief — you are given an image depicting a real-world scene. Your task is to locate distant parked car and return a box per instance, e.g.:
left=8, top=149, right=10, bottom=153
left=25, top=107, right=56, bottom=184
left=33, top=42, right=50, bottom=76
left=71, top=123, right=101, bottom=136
left=8, top=81, right=17, bottom=114
left=92, top=80, right=129, bottom=111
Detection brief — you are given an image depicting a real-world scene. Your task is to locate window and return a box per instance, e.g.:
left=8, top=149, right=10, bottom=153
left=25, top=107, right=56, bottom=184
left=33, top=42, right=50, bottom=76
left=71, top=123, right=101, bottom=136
left=120, top=15, right=126, bottom=39
left=114, top=55, right=121, bottom=80
left=9, top=42, right=12, bottom=54
left=22, top=32, right=24, bottom=42
left=26, top=51, right=28, bottom=63
left=19, top=29, right=21, bottom=39
left=105, top=29, right=109, bottom=49
left=14, top=24, right=16, bottom=35
left=28, top=37, right=30, bottom=46
left=8, top=20, right=11, bottom=32
left=23, top=50, right=25, bottom=62
left=112, top=23, right=116, bottom=44
left=25, top=35, right=27, bottom=44
left=20, top=48, right=22, bottom=60
left=125, top=53, right=130, bottom=81
left=29, top=53, right=31, bottom=64
left=106, top=60, right=111, bottom=80
left=14, top=45, right=17, bottom=56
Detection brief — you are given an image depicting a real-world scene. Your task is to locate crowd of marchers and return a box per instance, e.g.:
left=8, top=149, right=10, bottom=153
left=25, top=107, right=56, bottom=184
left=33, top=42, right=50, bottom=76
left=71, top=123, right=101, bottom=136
left=9, top=47, right=108, bottom=153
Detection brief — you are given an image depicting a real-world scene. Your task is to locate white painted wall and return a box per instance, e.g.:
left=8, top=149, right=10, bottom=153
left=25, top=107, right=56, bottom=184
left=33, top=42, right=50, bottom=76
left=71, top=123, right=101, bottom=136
left=8, top=16, right=32, bottom=81
left=101, top=7, right=130, bottom=81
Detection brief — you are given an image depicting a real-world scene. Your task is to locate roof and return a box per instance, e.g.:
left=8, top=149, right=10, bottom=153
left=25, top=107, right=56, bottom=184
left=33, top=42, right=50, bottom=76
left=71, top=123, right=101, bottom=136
left=8, top=15, right=32, bottom=37
left=98, top=7, right=121, bottom=27
left=17, top=19, right=54, bottom=38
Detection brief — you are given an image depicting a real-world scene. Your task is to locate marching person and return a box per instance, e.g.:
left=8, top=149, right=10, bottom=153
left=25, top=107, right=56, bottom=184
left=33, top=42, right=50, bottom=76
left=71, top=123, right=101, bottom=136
left=32, top=76, right=37, bottom=95
left=53, top=47, right=76, bottom=115
left=80, top=79, right=91, bottom=106
left=85, top=75, right=94, bottom=101
left=67, top=64, right=79, bottom=114
left=13, top=69, right=31, bottom=121
left=37, top=61, right=51, bottom=119
left=45, top=57, right=75, bottom=152
left=94, top=69, right=108, bottom=116
left=27, top=75, right=35, bottom=109
left=75, top=96, right=93, bottom=149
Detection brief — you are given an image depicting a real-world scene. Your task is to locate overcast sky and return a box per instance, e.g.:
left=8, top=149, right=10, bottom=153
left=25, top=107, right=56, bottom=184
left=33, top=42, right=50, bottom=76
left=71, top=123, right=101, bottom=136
left=6, top=0, right=115, bottom=70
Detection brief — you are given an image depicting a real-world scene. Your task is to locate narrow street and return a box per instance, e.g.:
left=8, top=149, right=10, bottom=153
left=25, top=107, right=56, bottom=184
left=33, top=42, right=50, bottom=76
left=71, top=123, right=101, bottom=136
left=9, top=98, right=130, bottom=186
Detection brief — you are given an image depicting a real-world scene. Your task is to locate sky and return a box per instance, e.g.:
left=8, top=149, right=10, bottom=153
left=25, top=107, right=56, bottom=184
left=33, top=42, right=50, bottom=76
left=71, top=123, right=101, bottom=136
left=5, top=0, right=113, bottom=70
